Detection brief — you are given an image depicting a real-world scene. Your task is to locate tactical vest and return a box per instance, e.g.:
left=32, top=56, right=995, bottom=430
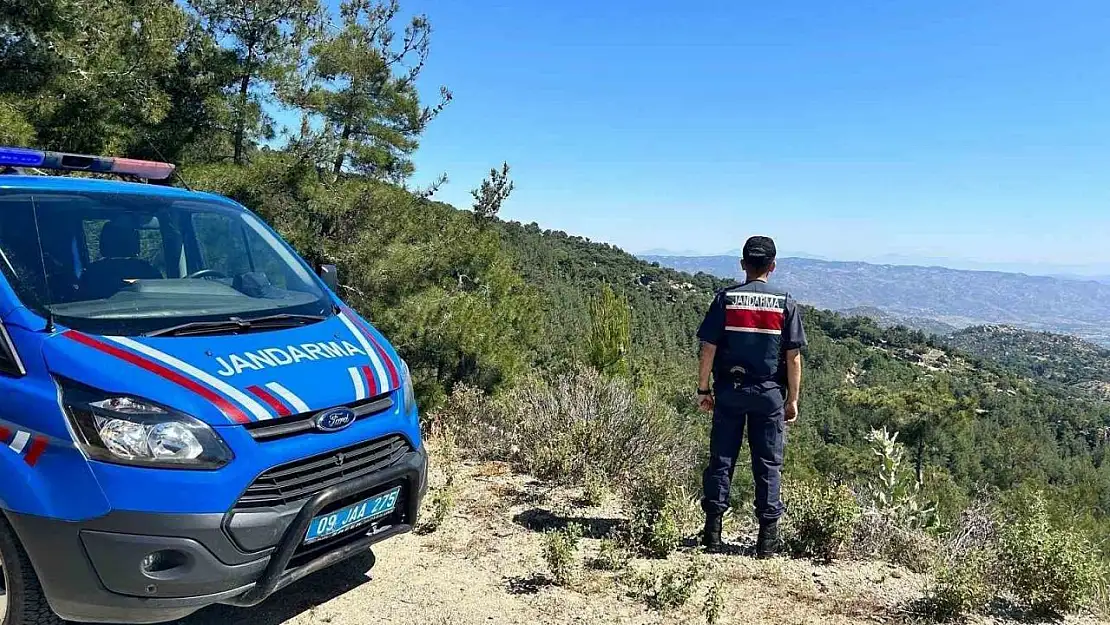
left=714, top=282, right=789, bottom=386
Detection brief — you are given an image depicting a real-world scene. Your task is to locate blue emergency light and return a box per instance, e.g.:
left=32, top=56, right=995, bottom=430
left=0, top=146, right=175, bottom=180
left=0, top=147, right=46, bottom=167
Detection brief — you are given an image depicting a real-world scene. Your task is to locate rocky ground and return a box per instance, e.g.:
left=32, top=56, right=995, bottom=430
left=172, top=456, right=1106, bottom=625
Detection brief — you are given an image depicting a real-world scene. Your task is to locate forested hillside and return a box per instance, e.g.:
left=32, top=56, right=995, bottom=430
left=3, top=0, right=1110, bottom=620
left=949, top=325, right=1110, bottom=398
left=839, top=306, right=959, bottom=336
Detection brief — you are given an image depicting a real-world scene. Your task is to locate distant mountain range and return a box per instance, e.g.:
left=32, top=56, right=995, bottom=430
left=640, top=248, right=830, bottom=261
left=639, top=250, right=1110, bottom=279
left=640, top=254, right=1110, bottom=345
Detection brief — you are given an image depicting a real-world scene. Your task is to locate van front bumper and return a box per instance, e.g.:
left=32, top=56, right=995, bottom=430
left=6, top=447, right=428, bottom=624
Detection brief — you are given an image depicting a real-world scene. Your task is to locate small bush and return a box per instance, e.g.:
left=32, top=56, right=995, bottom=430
left=416, top=425, right=462, bottom=535
left=431, top=425, right=461, bottom=485
left=590, top=538, right=633, bottom=571
left=851, top=511, right=895, bottom=559
left=923, top=550, right=991, bottom=621
left=634, top=559, right=706, bottom=611
left=502, top=369, right=700, bottom=490
left=884, top=526, right=937, bottom=573
left=852, top=512, right=937, bottom=572
left=416, top=483, right=456, bottom=535
left=428, top=372, right=702, bottom=500
left=784, top=478, right=860, bottom=562
left=1094, top=576, right=1110, bottom=620
left=542, top=523, right=583, bottom=586
left=426, top=384, right=508, bottom=459
left=703, top=580, right=725, bottom=624
left=944, top=499, right=998, bottom=558
left=997, top=495, right=1103, bottom=616
left=582, top=468, right=608, bottom=507
left=628, top=465, right=687, bottom=558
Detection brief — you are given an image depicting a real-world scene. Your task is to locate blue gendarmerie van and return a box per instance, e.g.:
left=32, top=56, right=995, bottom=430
left=0, top=147, right=427, bottom=624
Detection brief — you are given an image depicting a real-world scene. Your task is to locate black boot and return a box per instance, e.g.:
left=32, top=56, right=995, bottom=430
left=756, top=520, right=780, bottom=559
left=702, top=513, right=723, bottom=549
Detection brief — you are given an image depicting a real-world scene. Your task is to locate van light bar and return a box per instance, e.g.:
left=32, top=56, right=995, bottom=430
left=0, top=146, right=175, bottom=180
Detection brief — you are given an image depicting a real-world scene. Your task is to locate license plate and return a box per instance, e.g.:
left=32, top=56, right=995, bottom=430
left=304, top=486, right=401, bottom=545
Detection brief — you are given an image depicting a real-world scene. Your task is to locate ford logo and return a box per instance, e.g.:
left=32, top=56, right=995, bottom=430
left=314, top=408, right=356, bottom=433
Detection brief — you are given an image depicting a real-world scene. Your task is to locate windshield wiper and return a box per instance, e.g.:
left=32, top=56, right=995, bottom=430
left=143, top=314, right=327, bottom=338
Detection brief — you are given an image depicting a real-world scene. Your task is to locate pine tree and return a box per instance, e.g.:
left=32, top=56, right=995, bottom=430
left=587, top=284, right=631, bottom=377
left=188, top=0, right=322, bottom=164
left=0, top=0, right=192, bottom=154
left=302, top=0, right=450, bottom=180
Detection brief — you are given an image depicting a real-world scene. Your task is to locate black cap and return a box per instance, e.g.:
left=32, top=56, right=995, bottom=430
left=742, top=235, right=777, bottom=262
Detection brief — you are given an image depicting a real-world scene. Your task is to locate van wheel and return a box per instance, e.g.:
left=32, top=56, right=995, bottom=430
left=0, top=516, right=65, bottom=625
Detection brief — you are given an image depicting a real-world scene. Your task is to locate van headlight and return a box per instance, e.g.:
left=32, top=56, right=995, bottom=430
left=61, top=382, right=233, bottom=470
left=401, top=359, right=416, bottom=415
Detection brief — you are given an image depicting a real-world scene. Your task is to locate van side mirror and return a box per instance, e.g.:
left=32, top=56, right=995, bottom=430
left=318, top=264, right=339, bottom=292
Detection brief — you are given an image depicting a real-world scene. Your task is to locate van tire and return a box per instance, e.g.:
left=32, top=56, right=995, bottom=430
left=0, top=515, right=66, bottom=625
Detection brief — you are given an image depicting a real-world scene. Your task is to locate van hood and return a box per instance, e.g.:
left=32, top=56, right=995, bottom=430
left=41, top=308, right=403, bottom=426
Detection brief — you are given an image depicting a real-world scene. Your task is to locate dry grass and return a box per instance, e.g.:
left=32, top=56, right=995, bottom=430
left=174, top=454, right=1108, bottom=625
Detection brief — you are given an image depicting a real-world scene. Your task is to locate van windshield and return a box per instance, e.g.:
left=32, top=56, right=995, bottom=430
left=0, top=189, right=331, bottom=336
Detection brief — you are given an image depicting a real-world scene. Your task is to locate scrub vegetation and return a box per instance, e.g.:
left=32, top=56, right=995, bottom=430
left=541, top=523, right=583, bottom=587
left=589, top=538, right=633, bottom=572
left=4, top=0, right=1110, bottom=621
left=631, top=558, right=707, bottom=611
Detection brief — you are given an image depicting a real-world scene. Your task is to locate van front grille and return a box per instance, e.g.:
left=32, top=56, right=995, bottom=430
left=234, top=435, right=412, bottom=509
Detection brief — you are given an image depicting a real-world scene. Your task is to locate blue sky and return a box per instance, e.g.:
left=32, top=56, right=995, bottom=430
left=316, top=1, right=1110, bottom=271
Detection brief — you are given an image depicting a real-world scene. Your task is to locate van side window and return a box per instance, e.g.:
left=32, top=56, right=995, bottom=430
left=82, top=219, right=105, bottom=262
left=138, top=226, right=166, bottom=273
left=192, top=213, right=250, bottom=276
left=245, top=232, right=291, bottom=289
left=83, top=217, right=167, bottom=276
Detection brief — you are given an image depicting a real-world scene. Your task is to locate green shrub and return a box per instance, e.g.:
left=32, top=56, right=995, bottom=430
left=582, top=467, right=608, bottom=507
left=633, top=559, right=706, bottom=611
left=590, top=538, right=633, bottom=571
left=997, top=495, right=1103, bottom=616
left=852, top=512, right=937, bottom=572
left=703, top=580, right=725, bottom=624
left=542, top=523, right=583, bottom=586
left=884, top=525, right=937, bottom=573
left=784, top=478, right=860, bottom=562
left=529, top=428, right=578, bottom=479
left=428, top=371, right=702, bottom=502
left=586, top=283, right=631, bottom=377
left=924, top=550, right=991, bottom=621
left=426, top=384, right=509, bottom=459
left=501, top=369, right=700, bottom=490
left=628, top=465, right=686, bottom=558
left=416, top=483, right=456, bottom=535
left=415, top=425, right=462, bottom=535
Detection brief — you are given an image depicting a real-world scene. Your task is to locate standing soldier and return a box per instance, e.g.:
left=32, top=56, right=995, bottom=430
left=695, top=235, right=806, bottom=557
